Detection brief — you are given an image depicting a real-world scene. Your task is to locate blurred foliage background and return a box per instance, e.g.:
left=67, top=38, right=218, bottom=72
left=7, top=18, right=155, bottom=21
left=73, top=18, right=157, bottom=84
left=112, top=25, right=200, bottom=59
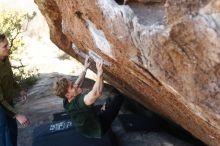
left=0, top=10, right=39, bottom=87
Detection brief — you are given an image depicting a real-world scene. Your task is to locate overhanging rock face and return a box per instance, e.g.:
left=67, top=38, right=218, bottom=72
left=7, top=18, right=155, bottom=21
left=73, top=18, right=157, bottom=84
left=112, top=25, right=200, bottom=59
left=34, top=0, right=220, bottom=145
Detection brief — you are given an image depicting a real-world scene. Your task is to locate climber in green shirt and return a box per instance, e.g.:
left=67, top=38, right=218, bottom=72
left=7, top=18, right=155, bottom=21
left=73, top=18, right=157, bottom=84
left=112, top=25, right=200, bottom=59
left=0, top=33, right=30, bottom=146
left=53, top=56, right=124, bottom=138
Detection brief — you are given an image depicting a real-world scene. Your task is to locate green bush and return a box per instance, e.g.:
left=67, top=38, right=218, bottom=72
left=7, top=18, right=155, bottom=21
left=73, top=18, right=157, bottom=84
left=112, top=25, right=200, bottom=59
left=0, top=10, right=38, bottom=87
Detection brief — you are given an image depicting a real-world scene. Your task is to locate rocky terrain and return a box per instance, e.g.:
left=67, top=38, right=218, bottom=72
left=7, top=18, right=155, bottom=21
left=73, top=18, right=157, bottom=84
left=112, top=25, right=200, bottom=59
left=34, top=0, right=220, bottom=145
left=16, top=73, right=205, bottom=146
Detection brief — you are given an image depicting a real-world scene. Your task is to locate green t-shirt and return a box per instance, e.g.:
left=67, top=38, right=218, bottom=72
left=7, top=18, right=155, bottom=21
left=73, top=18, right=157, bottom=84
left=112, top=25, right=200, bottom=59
left=0, top=57, right=20, bottom=116
left=63, top=92, right=102, bottom=138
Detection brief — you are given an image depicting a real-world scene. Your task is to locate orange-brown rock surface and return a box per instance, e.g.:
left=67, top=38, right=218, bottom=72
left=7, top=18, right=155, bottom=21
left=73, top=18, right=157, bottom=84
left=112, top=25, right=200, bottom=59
left=34, top=0, right=220, bottom=145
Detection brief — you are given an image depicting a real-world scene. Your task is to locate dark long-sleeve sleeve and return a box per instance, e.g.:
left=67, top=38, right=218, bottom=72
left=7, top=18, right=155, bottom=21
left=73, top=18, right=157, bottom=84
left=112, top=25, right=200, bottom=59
left=0, top=86, right=19, bottom=116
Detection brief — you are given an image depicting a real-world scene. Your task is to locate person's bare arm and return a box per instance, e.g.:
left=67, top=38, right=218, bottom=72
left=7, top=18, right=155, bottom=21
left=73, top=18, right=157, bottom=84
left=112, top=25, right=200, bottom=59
left=84, top=60, right=103, bottom=106
left=74, top=56, right=91, bottom=87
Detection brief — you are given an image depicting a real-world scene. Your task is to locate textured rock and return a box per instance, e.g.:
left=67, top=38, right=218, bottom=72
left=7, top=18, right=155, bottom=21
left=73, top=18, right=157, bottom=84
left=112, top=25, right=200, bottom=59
left=34, top=0, right=220, bottom=145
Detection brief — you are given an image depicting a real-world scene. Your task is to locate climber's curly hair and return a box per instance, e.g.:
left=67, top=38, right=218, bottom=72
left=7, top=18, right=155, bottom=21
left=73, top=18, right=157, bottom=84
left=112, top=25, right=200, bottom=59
left=53, top=78, right=69, bottom=98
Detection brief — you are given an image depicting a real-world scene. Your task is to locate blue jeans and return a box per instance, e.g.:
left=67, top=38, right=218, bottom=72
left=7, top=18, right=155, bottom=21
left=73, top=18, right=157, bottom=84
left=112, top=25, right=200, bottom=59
left=0, top=106, right=17, bottom=146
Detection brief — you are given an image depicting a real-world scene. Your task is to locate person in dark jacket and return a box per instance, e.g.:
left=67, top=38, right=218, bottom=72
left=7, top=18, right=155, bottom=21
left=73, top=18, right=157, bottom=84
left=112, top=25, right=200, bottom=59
left=0, top=33, right=30, bottom=146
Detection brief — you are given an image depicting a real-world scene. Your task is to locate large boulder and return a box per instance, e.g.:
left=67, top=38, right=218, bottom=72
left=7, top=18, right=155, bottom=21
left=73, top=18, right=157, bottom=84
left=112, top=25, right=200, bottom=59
left=34, top=0, right=220, bottom=145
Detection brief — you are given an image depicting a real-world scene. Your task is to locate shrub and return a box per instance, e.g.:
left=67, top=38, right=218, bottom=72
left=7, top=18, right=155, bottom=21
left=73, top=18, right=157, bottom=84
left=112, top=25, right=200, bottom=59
left=0, top=10, right=39, bottom=86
